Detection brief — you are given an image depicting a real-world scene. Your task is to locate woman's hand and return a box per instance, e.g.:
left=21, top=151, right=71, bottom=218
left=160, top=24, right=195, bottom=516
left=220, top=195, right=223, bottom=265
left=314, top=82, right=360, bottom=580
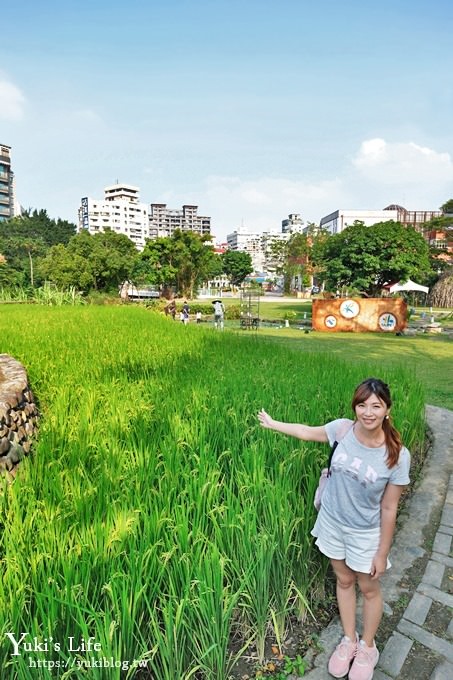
left=370, top=552, right=387, bottom=580
left=257, top=408, right=274, bottom=429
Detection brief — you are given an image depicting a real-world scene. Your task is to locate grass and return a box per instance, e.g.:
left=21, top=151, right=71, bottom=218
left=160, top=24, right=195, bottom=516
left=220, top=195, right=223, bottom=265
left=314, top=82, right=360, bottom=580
left=200, top=295, right=453, bottom=325
left=204, top=295, right=452, bottom=409
left=250, top=327, right=453, bottom=410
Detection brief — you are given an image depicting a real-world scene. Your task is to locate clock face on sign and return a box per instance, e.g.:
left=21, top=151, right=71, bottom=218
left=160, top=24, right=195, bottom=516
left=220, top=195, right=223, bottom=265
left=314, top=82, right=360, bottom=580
left=378, top=313, right=397, bottom=331
left=339, top=299, right=360, bottom=319
left=325, top=315, right=337, bottom=328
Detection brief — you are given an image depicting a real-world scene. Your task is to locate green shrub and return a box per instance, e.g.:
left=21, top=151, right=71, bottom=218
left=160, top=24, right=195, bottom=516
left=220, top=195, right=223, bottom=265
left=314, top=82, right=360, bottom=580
left=181, top=302, right=215, bottom=315
left=143, top=298, right=169, bottom=312
left=225, top=304, right=241, bottom=319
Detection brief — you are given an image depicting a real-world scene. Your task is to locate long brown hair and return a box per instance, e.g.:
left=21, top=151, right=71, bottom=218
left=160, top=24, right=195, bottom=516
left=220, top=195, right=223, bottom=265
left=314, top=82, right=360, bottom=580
left=351, top=378, right=403, bottom=468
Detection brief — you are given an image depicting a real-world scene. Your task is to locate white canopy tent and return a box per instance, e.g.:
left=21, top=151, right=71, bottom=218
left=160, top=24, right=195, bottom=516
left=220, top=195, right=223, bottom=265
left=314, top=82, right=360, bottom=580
left=388, top=279, right=429, bottom=294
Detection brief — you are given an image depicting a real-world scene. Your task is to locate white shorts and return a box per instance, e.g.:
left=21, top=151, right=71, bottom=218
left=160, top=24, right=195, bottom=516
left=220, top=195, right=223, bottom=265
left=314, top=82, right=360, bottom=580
left=311, top=508, right=391, bottom=574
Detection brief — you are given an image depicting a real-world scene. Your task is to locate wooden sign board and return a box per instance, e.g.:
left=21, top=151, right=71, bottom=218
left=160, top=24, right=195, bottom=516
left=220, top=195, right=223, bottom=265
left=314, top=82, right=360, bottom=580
left=312, top=298, right=407, bottom=333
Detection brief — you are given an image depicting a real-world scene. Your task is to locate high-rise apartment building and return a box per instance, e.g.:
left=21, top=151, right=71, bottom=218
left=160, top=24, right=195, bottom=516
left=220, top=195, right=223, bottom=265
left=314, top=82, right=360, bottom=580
left=148, top=204, right=211, bottom=239
left=0, top=144, right=18, bottom=222
left=78, top=185, right=212, bottom=250
left=282, top=213, right=304, bottom=233
left=78, top=184, right=149, bottom=250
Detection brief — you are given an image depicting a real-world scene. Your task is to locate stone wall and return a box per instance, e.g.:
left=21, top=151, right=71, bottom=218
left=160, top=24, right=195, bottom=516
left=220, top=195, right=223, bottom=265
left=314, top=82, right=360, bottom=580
left=0, top=354, right=39, bottom=476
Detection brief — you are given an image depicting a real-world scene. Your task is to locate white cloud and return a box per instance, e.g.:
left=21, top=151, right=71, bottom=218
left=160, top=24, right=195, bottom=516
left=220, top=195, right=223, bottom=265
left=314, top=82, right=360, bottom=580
left=0, top=78, right=26, bottom=120
left=352, top=138, right=453, bottom=184
left=180, top=175, right=344, bottom=240
left=192, top=138, right=453, bottom=239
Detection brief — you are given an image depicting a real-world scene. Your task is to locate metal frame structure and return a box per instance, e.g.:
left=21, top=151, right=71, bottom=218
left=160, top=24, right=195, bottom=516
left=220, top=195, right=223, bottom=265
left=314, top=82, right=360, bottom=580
left=239, top=289, right=260, bottom=330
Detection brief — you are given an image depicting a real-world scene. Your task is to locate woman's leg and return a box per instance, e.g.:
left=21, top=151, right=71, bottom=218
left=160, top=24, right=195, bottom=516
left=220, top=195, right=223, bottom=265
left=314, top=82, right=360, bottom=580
left=330, top=558, right=357, bottom=639
left=357, top=572, right=383, bottom=646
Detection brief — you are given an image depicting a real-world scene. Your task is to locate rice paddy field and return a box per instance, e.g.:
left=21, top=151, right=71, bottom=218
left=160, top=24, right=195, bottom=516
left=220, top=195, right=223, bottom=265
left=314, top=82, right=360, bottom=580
left=0, top=305, right=427, bottom=679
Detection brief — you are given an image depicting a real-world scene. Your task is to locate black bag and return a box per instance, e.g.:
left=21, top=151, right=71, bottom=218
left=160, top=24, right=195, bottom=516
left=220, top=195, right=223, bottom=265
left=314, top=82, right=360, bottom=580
left=314, top=440, right=339, bottom=511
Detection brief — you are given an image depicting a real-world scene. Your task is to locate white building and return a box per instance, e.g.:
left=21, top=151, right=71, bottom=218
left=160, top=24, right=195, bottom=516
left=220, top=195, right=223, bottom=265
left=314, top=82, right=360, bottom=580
left=149, top=203, right=211, bottom=239
left=227, top=227, right=263, bottom=271
left=78, top=184, right=149, bottom=249
left=319, top=208, right=399, bottom=235
left=227, top=226, right=290, bottom=273
left=282, top=213, right=304, bottom=234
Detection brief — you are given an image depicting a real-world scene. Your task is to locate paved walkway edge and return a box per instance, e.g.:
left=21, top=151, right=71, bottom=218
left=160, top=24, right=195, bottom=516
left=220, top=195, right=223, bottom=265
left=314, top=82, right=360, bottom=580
left=301, top=405, right=453, bottom=680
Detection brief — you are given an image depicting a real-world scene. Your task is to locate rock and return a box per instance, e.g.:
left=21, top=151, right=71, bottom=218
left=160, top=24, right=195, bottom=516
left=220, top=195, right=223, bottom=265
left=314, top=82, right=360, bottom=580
left=8, top=445, right=24, bottom=464
left=0, top=437, right=10, bottom=454
left=17, top=426, right=26, bottom=441
left=8, top=431, right=19, bottom=445
left=3, top=393, right=19, bottom=408
left=0, top=354, right=39, bottom=477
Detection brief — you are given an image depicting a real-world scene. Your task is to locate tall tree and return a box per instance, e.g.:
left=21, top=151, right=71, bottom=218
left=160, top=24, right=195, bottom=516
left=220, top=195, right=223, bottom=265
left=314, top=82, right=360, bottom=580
left=36, top=243, right=95, bottom=291
left=138, top=230, right=221, bottom=298
left=318, top=220, right=431, bottom=296
left=0, top=209, right=76, bottom=246
left=284, top=233, right=311, bottom=293
left=0, top=209, right=77, bottom=286
left=85, top=229, right=138, bottom=291
left=221, top=250, right=253, bottom=287
left=37, top=229, right=138, bottom=293
left=267, top=228, right=328, bottom=294
left=440, top=198, right=453, bottom=214
left=421, top=213, right=453, bottom=285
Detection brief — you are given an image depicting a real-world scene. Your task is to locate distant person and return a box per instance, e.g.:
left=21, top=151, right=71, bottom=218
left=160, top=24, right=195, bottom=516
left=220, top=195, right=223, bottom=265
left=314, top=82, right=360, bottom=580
left=212, top=300, right=225, bottom=330
left=165, top=300, right=176, bottom=319
left=196, top=311, right=202, bottom=324
left=182, top=301, right=190, bottom=325
left=257, top=378, right=410, bottom=680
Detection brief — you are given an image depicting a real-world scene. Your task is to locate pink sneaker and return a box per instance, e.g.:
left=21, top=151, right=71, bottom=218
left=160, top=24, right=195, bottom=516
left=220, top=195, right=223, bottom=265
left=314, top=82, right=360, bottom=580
left=348, top=639, right=379, bottom=680
left=328, top=633, right=358, bottom=678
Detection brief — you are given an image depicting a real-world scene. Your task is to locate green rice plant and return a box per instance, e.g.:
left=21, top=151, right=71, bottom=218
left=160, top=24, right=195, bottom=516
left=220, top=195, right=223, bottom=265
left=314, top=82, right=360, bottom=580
left=239, top=531, right=275, bottom=664
left=0, top=305, right=427, bottom=678
left=183, top=544, right=244, bottom=680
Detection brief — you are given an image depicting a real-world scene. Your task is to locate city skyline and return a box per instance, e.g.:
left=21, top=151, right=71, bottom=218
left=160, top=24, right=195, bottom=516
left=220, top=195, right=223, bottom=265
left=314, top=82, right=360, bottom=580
left=1, top=0, right=452, bottom=241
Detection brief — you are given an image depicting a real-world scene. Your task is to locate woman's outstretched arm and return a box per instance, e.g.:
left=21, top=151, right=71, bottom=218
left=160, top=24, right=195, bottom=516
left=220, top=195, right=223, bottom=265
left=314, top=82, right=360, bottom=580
left=257, top=408, right=328, bottom=442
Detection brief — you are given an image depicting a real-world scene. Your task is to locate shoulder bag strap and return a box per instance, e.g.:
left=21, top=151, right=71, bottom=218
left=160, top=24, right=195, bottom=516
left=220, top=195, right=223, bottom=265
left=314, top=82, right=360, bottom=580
left=327, top=421, right=353, bottom=475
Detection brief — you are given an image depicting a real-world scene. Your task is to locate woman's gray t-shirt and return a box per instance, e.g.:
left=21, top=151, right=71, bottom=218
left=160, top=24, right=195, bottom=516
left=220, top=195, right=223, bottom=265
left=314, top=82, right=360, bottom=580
left=322, top=418, right=411, bottom=529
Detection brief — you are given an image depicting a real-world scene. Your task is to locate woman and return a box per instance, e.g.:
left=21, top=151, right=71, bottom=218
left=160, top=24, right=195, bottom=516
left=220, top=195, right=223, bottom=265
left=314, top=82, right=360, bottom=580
left=257, top=378, right=410, bottom=680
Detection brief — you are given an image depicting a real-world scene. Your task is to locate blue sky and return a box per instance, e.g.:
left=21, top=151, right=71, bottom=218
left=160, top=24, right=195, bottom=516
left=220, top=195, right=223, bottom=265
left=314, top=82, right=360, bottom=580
left=1, top=0, right=452, bottom=240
